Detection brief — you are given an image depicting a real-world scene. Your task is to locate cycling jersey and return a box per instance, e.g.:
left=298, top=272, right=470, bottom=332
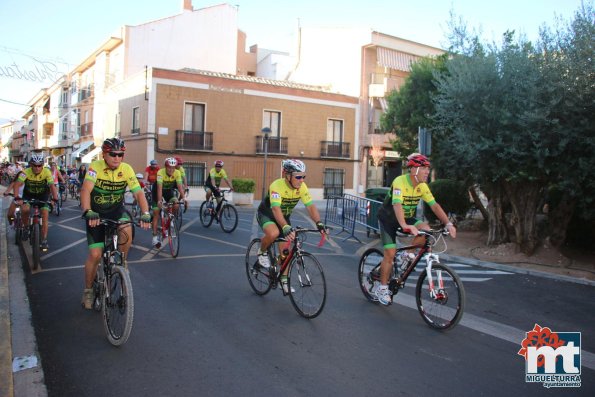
left=258, top=177, right=313, bottom=219
left=206, top=167, right=227, bottom=188
left=18, top=167, right=53, bottom=196
left=145, top=165, right=160, bottom=183
left=155, top=168, right=182, bottom=190
left=176, top=166, right=186, bottom=179
left=378, top=174, right=436, bottom=220
left=86, top=160, right=141, bottom=213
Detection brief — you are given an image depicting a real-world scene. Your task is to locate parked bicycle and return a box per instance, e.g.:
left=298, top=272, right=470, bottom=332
left=199, top=189, right=238, bottom=233
left=358, top=228, right=465, bottom=330
left=91, top=218, right=134, bottom=346
left=245, top=227, right=328, bottom=319
left=156, top=199, right=181, bottom=258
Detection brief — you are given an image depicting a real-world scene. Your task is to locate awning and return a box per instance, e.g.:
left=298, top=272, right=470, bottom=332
left=71, top=141, right=94, bottom=158
left=81, top=147, right=102, bottom=164
left=377, top=47, right=419, bottom=72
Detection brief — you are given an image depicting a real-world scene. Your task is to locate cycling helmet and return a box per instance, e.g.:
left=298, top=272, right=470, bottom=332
left=30, top=153, right=44, bottom=165
left=150, top=159, right=157, bottom=166
left=214, top=160, right=224, bottom=167
left=175, top=157, right=184, bottom=165
left=165, top=157, right=177, bottom=166
left=101, top=137, right=126, bottom=152
left=135, top=173, right=144, bottom=179
left=406, top=153, right=430, bottom=168
left=282, top=159, right=306, bottom=173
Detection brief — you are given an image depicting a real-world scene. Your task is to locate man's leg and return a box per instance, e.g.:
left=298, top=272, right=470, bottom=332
left=82, top=247, right=102, bottom=309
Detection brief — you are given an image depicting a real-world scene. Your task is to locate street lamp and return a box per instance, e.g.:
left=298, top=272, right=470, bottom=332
left=261, top=127, right=271, bottom=200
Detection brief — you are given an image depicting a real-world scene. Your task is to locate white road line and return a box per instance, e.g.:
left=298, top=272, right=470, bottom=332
left=41, top=238, right=87, bottom=260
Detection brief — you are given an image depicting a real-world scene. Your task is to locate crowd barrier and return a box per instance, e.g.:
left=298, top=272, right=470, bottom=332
left=324, top=194, right=383, bottom=242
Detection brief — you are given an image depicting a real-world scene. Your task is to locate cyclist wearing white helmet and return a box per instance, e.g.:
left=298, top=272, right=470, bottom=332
left=13, top=152, right=59, bottom=252
left=255, top=159, right=326, bottom=293
left=205, top=159, right=233, bottom=203
left=150, top=157, right=185, bottom=247
left=374, top=153, right=456, bottom=305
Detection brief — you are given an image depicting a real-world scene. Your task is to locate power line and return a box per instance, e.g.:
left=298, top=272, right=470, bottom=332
left=0, top=98, right=28, bottom=106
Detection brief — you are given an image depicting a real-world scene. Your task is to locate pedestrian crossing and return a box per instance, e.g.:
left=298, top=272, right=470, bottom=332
left=405, top=262, right=514, bottom=284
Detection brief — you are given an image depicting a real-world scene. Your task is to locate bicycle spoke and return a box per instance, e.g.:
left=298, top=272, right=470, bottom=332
left=288, top=253, right=326, bottom=318
left=102, top=266, right=134, bottom=346
left=219, top=204, right=238, bottom=233
left=245, top=238, right=272, bottom=295
left=357, top=248, right=383, bottom=302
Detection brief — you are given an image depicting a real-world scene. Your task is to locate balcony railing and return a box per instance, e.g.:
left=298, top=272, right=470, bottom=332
left=320, top=141, right=350, bottom=158
left=81, top=122, right=93, bottom=137
left=368, top=122, right=384, bottom=134
left=255, top=135, right=288, bottom=155
left=175, top=130, right=213, bottom=151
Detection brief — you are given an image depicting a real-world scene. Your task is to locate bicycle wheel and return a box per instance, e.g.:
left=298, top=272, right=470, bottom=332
left=288, top=253, right=326, bottom=319
left=199, top=201, right=214, bottom=227
left=102, top=265, right=134, bottom=346
left=92, top=271, right=103, bottom=312
left=175, top=205, right=183, bottom=229
left=14, top=215, right=22, bottom=245
left=219, top=204, right=238, bottom=233
left=61, top=189, right=67, bottom=203
left=245, top=238, right=272, bottom=295
left=357, top=248, right=383, bottom=302
left=55, top=200, right=61, bottom=216
left=168, top=217, right=180, bottom=258
left=415, top=262, right=465, bottom=330
left=183, top=188, right=189, bottom=213
left=31, top=223, right=40, bottom=270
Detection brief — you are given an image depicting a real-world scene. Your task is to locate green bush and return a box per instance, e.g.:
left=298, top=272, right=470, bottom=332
left=232, top=178, right=255, bottom=193
left=423, top=179, right=471, bottom=223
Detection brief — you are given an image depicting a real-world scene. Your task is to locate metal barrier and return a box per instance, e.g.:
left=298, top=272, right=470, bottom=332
left=324, top=194, right=384, bottom=242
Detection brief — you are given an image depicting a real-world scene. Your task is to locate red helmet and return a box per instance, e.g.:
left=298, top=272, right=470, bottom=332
left=175, top=156, right=183, bottom=165
left=406, top=153, right=430, bottom=168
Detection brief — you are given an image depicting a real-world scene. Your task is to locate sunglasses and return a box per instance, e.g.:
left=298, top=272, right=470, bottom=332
left=108, top=152, right=125, bottom=158
left=31, top=164, right=43, bottom=168
left=293, top=175, right=306, bottom=180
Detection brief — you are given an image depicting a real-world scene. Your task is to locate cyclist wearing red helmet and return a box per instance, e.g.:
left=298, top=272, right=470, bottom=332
left=205, top=160, right=233, bottom=202
left=375, top=153, right=456, bottom=305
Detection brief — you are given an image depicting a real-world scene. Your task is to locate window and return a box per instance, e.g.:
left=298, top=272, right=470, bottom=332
left=184, top=103, right=205, bottom=132
left=327, top=119, right=343, bottom=142
left=323, top=168, right=345, bottom=198
left=263, top=110, right=281, bottom=137
left=183, top=162, right=207, bottom=187
left=61, top=117, right=68, bottom=139
left=132, top=107, right=140, bottom=135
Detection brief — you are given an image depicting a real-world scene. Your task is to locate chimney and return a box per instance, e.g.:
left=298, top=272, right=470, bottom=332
left=182, top=0, right=193, bottom=11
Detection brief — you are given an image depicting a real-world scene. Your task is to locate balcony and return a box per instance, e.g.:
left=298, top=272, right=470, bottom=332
left=255, top=135, right=288, bottom=155
left=175, top=130, right=213, bottom=151
left=320, top=141, right=350, bottom=159
left=368, top=122, right=384, bottom=135
left=80, top=122, right=93, bottom=137
left=78, top=85, right=94, bottom=102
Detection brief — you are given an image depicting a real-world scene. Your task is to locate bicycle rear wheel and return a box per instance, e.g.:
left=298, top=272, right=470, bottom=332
left=288, top=253, right=326, bottom=319
left=199, top=201, right=214, bottom=227
left=245, top=238, right=272, bottom=295
left=168, top=217, right=180, bottom=258
left=31, top=223, right=40, bottom=270
left=357, top=248, right=383, bottom=302
left=415, top=262, right=465, bottom=330
left=219, top=204, right=238, bottom=233
left=102, top=265, right=134, bottom=346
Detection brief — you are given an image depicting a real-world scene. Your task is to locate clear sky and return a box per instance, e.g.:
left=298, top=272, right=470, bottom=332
left=0, top=0, right=588, bottom=121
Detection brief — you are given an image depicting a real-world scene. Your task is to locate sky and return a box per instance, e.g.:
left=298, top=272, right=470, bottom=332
left=0, top=0, right=588, bottom=121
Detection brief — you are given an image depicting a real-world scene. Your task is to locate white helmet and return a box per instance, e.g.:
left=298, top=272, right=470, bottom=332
left=282, top=159, right=306, bottom=173
left=135, top=173, right=143, bottom=179
left=30, top=153, right=44, bottom=165
left=165, top=157, right=177, bottom=166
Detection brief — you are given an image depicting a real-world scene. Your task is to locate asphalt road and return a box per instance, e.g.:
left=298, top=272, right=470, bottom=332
left=6, top=197, right=595, bottom=396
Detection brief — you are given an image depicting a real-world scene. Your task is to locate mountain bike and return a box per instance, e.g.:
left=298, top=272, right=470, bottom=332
left=199, top=190, right=238, bottom=233
left=358, top=228, right=465, bottom=330
left=22, top=199, right=53, bottom=271
left=245, top=227, right=328, bottom=319
left=6, top=193, right=25, bottom=245
left=54, top=183, right=66, bottom=216
left=157, top=200, right=180, bottom=258
left=91, top=218, right=134, bottom=346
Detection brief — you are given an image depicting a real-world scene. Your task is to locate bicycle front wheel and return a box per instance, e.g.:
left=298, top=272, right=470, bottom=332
left=245, top=238, right=272, bottom=295
left=31, top=224, right=40, bottom=270
left=199, top=201, right=214, bottom=227
left=415, top=262, right=465, bottom=330
left=168, top=217, right=180, bottom=258
left=288, top=253, right=326, bottom=319
left=102, top=265, right=134, bottom=346
left=219, top=204, right=238, bottom=233
left=358, top=248, right=383, bottom=302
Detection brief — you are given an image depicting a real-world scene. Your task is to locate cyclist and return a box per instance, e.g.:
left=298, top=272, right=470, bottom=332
left=80, top=138, right=151, bottom=309
left=174, top=157, right=187, bottom=191
left=151, top=157, right=185, bottom=248
left=13, top=153, right=59, bottom=251
left=3, top=167, right=25, bottom=225
left=375, top=153, right=457, bottom=305
left=50, top=162, right=66, bottom=201
left=255, top=159, right=326, bottom=293
left=205, top=160, right=233, bottom=206
left=144, top=159, right=160, bottom=184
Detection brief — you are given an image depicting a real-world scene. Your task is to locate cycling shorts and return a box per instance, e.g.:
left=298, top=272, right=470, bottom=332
left=256, top=209, right=291, bottom=235
left=378, top=216, right=423, bottom=249
left=86, top=206, right=130, bottom=249
left=151, top=187, right=175, bottom=210
left=22, top=192, right=51, bottom=211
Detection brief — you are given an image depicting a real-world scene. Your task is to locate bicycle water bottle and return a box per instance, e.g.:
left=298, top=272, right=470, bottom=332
left=278, top=248, right=289, bottom=264
left=399, top=252, right=415, bottom=271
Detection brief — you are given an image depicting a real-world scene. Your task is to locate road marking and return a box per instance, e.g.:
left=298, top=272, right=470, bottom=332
left=41, top=238, right=87, bottom=260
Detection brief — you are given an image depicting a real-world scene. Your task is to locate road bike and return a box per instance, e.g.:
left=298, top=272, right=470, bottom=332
left=199, top=190, right=238, bottom=233
left=173, top=186, right=189, bottom=214
left=358, top=228, right=465, bottom=330
left=91, top=218, right=134, bottom=346
left=156, top=200, right=181, bottom=258
left=245, top=227, right=327, bottom=319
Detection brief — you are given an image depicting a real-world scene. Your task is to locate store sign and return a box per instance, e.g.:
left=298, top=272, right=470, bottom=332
left=384, top=150, right=400, bottom=158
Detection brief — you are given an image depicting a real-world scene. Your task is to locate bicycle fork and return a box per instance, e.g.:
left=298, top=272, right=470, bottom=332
left=423, top=253, right=446, bottom=300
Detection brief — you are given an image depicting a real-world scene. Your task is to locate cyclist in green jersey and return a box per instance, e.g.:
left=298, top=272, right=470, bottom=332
left=256, top=159, right=326, bottom=293
left=80, top=138, right=151, bottom=309
left=375, top=153, right=456, bottom=305
left=151, top=157, right=185, bottom=248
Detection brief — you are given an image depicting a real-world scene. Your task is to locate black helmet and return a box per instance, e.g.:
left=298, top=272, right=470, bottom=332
left=101, top=138, right=126, bottom=153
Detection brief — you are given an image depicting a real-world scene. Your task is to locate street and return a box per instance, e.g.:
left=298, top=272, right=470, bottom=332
left=7, top=198, right=595, bottom=396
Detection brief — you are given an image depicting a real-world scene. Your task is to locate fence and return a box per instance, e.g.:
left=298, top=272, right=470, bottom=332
left=324, top=194, right=384, bottom=242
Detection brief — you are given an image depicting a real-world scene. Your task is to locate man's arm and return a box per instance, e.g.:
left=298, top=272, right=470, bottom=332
left=392, top=202, right=420, bottom=235
left=429, top=203, right=457, bottom=238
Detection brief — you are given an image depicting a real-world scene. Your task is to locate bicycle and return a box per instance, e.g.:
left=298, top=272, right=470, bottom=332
left=357, top=228, right=465, bottom=330
left=6, top=193, right=25, bottom=245
left=245, top=227, right=328, bottom=319
left=90, top=218, right=134, bottom=346
left=157, top=199, right=181, bottom=258
left=68, top=179, right=80, bottom=200
left=199, top=190, right=238, bottom=233
left=21, top=198, right=53, bottom=271
left=54, top=183, right=67, bottom=216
